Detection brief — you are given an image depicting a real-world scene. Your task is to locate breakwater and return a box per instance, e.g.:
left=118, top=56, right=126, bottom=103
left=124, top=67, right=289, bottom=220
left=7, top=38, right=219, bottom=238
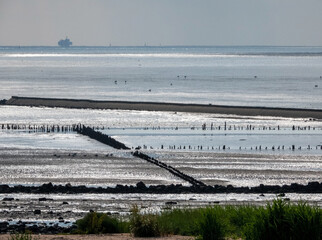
left=5, top=96, right=322, bottom=119
left=132, top=151, right=206, bottom=187
left=0, top=181, right=321, bottom=194
left=75, top=125, right=206, bottom=186
left=75, top=125, right=130, bottom=150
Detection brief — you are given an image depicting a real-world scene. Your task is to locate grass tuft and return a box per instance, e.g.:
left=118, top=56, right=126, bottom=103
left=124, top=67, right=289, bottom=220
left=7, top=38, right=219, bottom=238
left=197, top=207, right=226, bottom=240
left=75, top=211, right=128, bottom=234
left=129, top=205, right=160, bottom=237
left=244, top=199, right=322, bottom=240
left=158, top=208, right=201, bottom=236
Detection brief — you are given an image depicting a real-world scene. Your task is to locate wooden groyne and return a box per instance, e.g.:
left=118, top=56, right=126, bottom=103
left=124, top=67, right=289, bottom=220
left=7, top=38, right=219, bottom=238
left=5, top=96, right=322, bottom=119
left=75, top=125, right=206, bottom=186
left=132, top=151, right=206, bottom=187
left=75, top=125, right=130, bottom=150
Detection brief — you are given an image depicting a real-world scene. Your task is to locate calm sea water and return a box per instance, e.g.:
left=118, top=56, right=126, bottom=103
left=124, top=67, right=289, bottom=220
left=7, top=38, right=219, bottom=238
left=0, top=46, right=322, bottom=109
left=0, top=46, right=321, bottom=218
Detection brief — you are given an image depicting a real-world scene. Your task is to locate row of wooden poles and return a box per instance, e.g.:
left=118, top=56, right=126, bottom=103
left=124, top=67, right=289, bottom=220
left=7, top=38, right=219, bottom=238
left=143, top=144, right=322, bottom=151
left=1, top=123, right=321, bottom=132
left=0, top=124, right=103, bottom=132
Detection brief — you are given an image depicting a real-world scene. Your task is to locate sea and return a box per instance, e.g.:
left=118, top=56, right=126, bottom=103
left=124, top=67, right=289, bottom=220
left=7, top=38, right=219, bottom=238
left=0, top=46, right=321, bottom=219
left=0, top=46, right=322, bottom=108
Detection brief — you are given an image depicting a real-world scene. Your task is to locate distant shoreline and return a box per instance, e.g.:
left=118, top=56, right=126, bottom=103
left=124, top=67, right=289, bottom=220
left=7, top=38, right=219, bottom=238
left=5, top=96, right=322, bottom=119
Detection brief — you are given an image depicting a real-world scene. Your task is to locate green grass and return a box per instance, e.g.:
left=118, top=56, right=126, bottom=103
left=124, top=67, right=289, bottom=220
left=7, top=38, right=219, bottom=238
left=75, top=211, right=129, bottom=234
left=74, top=199, right=322, bottom=239
left=197, top=207, right=227, bottom=240
left=157, top=208, right=201, bottom=236
left=129, top=205, right=161, bottom=237
left=244, top=199, right=322, bottom=240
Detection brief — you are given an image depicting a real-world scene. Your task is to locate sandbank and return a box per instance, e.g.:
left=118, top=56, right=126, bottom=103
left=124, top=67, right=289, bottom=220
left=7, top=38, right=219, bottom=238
left=5, top=96, right=322, bottom=119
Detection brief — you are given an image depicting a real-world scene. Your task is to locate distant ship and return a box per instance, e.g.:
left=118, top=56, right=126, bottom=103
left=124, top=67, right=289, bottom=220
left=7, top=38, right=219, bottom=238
left=58, top=37, right=72, bottom=47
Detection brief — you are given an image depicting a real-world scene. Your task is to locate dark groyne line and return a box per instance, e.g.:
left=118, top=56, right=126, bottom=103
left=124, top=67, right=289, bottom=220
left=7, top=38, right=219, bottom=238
left=132, top=151, right=206, bottom=187
left=75, top=125, right=130, bottom=150
left=5, top=96, right=322, bottom=119
left=75, top=125, right=206, bottom=186
left=0, top=181, right=321, bottom=194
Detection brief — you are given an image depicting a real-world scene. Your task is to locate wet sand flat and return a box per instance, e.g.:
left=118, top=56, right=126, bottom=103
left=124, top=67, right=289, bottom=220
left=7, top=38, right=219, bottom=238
left=1, top=149, right=321, bottom=188
left=6, top=96, right=322, bottom=119
left=0, top=148, right=184, bottom=186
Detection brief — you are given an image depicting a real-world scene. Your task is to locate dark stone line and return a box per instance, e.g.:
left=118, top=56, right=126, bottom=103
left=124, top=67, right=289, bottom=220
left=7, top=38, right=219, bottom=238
left=0, top=182, right=321, bottom=194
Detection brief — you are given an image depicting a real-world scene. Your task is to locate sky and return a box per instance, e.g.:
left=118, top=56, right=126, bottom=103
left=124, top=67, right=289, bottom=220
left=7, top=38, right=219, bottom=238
left=0, top=0, right=322, bottom=46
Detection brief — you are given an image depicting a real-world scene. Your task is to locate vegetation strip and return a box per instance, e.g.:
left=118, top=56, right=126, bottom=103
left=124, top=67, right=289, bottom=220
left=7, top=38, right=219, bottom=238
left=5, top=96, right=322, bottom=119
left=1, top=200, right=321, bottom=239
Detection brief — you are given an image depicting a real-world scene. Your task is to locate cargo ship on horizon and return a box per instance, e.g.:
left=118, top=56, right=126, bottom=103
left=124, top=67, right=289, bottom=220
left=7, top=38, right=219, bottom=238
left=58, top=37, right=72, bottom=47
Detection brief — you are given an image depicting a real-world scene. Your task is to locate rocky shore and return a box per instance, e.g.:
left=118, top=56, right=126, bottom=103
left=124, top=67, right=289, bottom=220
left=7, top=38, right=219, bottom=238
left=0, top=221, right=75, bottom=235
left=1, top=181, right=321, bottom=195
left=0, top=181, right=321, bottom=235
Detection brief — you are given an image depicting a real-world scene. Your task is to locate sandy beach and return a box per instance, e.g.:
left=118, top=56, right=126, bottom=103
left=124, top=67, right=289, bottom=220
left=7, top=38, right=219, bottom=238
left=5, top=96, right=322, bottom=119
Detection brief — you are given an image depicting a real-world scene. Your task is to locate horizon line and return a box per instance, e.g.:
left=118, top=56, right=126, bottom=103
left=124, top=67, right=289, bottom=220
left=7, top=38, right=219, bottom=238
left=1, top=45, right=322, bottom=48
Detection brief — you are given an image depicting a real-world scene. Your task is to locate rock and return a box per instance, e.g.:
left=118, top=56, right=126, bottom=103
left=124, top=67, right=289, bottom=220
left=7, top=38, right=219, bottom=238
left=62, top=201, right=69, bottom=205
left=27, top=224, right=40, bottom=233
left=277, top=193, right=285, bottom=197
left=2, top=197, right=14, bottom=201
left=0, top=222, right=8, bottom=233
left=136, top=181, right=146, bottom=189
left=0, top=185, right=10, bottom=193
left=308, top=181, right=320, bottom=188
left=34, top=209, right=41, bottom=215
left=39, top=197, right=53, bottom=201
left=165, top=201, right=177, bottom=205
left=40, top=182, right=54, bottom=192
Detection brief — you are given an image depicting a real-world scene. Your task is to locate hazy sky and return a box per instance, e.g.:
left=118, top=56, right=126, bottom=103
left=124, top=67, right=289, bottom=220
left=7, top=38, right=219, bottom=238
left=1, top=0, right=322, bottom=46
